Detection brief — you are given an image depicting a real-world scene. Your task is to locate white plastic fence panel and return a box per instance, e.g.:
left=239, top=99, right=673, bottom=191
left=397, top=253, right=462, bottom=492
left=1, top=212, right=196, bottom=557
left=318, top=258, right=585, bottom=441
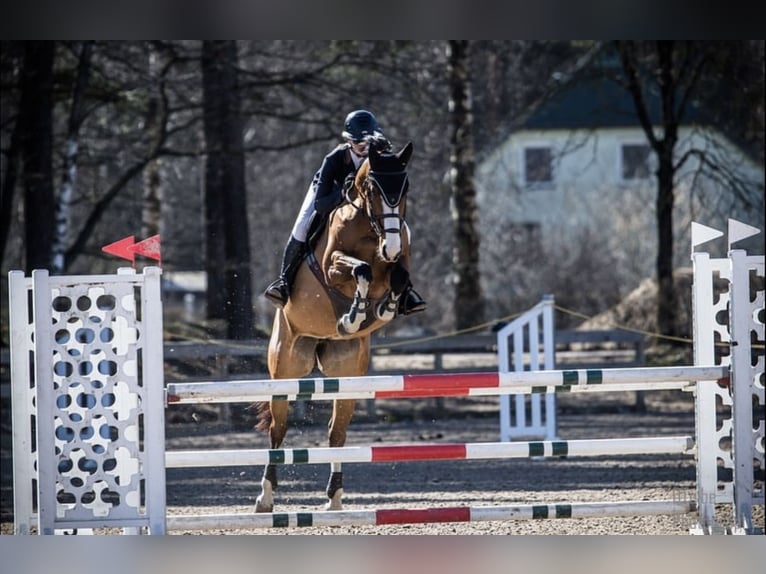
left=9, top=267, right=166, bottom=534
left=498, top=295, right=556, bottom=441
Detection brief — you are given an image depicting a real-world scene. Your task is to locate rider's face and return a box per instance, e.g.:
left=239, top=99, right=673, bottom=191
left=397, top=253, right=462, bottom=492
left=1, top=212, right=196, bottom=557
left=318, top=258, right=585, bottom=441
left=350, top=140, right=369, bottom=157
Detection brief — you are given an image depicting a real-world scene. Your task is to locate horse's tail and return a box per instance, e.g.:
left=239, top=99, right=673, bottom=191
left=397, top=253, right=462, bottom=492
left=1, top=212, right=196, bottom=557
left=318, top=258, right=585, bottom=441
left=252, top=401, right=272, bottom=432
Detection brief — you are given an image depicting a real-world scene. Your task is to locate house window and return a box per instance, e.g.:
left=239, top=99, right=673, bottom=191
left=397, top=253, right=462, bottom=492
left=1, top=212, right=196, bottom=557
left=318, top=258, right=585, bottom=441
left=621, top=143, right=653, bottom=180
left=523, top=146, right=553, bottom=188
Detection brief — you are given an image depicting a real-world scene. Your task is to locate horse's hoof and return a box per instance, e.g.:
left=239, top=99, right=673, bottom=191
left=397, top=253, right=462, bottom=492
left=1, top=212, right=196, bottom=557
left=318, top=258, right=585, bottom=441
left=255, top=496, right=273, bottom=513
left=338, top=316, right=362, bottom=335
left=375, top=298, right=398, bottom=321
left=325, top=489, right=344, bottom=511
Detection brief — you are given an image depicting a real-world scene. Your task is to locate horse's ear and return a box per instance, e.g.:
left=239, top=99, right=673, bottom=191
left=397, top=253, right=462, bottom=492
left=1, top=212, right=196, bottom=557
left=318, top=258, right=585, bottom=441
left=397, top=141, right=413, bottom=165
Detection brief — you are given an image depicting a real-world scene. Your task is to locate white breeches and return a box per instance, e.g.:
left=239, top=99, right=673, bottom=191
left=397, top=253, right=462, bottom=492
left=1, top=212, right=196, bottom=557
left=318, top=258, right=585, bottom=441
left=290, top=183, right=317, bottom=243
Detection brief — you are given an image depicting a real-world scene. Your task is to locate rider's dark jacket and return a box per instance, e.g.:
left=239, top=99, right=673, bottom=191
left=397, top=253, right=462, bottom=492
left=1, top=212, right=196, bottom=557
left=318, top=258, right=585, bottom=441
left=313, top=144, right=357, bottom=216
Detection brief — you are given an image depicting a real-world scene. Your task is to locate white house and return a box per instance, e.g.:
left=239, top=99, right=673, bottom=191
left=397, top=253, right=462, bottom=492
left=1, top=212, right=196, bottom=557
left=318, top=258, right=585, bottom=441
left=475, top=70, right=764, bottom=309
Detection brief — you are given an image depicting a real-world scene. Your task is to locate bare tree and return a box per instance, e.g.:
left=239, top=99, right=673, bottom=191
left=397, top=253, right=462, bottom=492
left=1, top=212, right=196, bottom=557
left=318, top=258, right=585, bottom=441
left=2, top=41, right=175, bottom=274
left=52, top=41, right=92, bottom=273
left=616, top=40, right=764, bottom=339
left=19, top=41, right=56, bottom=271
left=0, top=43, right=24, bottom=273
left=62, top=42, right=177, bottom=269
left=141, top=44, right=165, bottom=240
left=201, top=40, right=254, bottom=339
left=447, top=40, right=484, bottom=329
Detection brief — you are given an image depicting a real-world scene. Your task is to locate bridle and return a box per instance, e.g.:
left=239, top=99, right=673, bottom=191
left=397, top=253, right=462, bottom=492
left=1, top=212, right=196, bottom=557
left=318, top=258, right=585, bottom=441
left=345, top=169, right=409, bottom=239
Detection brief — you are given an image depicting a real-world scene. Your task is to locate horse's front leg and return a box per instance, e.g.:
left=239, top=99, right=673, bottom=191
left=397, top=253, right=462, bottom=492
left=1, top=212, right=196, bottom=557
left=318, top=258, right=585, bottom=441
left=375, top=259, right=410, bottom=321
left=375, top=291, right=400, bottom=322
left=255, top=399, right=289, bottom=513
left=329, top=253, right=372, bottom=335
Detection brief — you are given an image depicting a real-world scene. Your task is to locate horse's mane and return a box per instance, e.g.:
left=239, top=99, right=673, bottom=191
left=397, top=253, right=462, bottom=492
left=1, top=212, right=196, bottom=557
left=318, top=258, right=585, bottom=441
left=354, top=157, right=371, bottom=188
left=353, top=140, right=399, bottom=190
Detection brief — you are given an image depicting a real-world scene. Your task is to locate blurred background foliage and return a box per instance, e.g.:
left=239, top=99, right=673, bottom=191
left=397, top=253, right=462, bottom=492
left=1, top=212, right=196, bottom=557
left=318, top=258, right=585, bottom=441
left=1, top=40, right=763, bottom=342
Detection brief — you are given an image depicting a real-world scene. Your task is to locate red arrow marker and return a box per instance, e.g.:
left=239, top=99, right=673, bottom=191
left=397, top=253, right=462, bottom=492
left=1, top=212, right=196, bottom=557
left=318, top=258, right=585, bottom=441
left=130, top=234, right=161, bottom=265
left=101, top=235, right=136, bottom=264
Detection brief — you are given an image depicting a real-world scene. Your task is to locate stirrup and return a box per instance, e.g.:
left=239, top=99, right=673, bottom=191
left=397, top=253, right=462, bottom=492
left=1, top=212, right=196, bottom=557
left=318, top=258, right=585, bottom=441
left=264, top=279, right=289, bottom=307
left=399, top=289, right=426, bottom=316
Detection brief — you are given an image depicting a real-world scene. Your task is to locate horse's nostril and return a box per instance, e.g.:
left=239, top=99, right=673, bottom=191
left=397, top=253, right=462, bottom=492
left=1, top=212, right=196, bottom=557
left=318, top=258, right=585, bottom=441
left=381, top=247, right=401, bottom=263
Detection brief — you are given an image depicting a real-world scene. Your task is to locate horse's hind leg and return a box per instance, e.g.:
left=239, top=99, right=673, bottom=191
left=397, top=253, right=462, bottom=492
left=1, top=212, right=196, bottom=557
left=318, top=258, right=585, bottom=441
left=317, top=338, right=369, bottom=510
left=254, top=398, right=289, bottom=513
left=325, top=398, right=357, bottom=510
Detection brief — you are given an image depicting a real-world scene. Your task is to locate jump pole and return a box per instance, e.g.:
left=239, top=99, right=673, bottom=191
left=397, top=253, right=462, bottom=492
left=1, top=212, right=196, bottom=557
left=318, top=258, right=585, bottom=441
left=166, top=500, right=696, bottom=531
left=166, top=436, right=695, bottom=468
left=165, top=365, right=728, bottom=404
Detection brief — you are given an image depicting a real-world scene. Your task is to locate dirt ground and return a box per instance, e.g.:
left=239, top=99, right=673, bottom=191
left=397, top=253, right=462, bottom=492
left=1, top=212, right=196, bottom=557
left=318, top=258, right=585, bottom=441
left=3, top=389, right=762, bottom=535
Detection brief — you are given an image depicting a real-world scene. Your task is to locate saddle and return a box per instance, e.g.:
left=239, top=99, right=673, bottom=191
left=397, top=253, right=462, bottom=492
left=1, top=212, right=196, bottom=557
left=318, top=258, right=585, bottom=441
left=306, top=250, right=354, bottom=316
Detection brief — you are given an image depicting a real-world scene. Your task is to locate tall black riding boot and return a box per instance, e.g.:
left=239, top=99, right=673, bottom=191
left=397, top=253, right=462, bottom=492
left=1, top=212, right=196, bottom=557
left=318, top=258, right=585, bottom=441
left=264, top=237, right=306, bottom=307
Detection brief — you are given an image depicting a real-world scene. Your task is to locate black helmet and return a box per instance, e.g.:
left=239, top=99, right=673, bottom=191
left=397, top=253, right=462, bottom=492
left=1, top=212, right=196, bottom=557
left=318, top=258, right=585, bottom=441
left=342, top=110, right=382, bottom=142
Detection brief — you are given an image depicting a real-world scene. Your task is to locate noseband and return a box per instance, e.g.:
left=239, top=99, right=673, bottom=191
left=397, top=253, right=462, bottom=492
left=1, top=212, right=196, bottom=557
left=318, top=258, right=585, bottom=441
left=362, top=170, right=408, bottom=238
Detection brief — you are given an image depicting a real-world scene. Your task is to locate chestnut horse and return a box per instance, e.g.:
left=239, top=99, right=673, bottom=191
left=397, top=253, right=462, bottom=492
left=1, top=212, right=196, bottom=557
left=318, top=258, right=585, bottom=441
left=255, top=141, right=415, bottom=512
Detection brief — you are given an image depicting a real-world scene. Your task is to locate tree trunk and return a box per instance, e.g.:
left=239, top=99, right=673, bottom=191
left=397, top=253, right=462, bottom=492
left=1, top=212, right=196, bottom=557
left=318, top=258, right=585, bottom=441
left=52, top=41, right=92, bottom=274
left=447, top=40, right=484, bottom=330
left=654, top=43, right=680, bottom=339
left=617, top=41, right=682, bottom=340
left=202, top=42, right=231, bottom=323
left=20, top=42, right=56, bottom=271
left=142, top=48, right=164, bottom=241
left=201, top=41, right=255, bottom=339
left=0, top=50, right=22, bottom=273
left=655, top=144, right=677, bottom=338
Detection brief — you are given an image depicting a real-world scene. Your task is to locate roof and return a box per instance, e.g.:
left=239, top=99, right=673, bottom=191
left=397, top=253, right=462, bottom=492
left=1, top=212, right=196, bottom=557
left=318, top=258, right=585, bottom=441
left=524, top=76, right=641, bottom=130
left=521, top=74, right=709, bottom=132
left=486, top=44, right=761, bottom=166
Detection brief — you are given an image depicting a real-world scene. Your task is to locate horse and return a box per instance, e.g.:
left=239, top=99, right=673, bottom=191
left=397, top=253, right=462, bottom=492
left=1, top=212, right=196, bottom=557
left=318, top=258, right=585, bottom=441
left=255, top=141, right=415, bottom=512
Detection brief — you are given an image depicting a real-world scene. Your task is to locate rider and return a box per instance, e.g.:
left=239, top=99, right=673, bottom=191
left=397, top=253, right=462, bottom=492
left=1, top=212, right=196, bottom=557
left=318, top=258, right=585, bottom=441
left=263, top=109, right=426, bottom=315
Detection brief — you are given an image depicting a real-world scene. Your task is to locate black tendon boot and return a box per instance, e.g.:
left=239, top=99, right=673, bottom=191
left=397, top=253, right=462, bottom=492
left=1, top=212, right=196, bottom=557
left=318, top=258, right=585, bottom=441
left=264, top=237, right=306, bottom=307
left=398, top=283, right=426, bottom=316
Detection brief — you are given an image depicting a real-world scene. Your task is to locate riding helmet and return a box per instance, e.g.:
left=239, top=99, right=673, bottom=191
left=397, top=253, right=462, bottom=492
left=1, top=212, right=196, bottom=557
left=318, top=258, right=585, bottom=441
left=342, top=110, right=382, bottom=142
